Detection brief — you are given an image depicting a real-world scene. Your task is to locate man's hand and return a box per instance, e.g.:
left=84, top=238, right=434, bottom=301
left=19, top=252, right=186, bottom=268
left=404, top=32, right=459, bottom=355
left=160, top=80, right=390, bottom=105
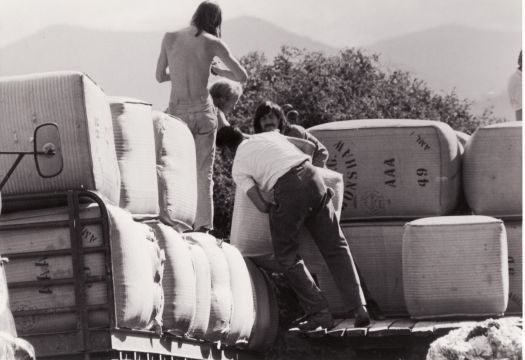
left=247, top=186, right=273, bottom=213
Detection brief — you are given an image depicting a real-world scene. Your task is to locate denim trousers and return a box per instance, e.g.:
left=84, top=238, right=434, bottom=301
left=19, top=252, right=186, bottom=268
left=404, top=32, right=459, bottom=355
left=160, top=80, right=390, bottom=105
left=270, top=161, right=366, bottom=315
left=168, top=95, right=217, bottom=230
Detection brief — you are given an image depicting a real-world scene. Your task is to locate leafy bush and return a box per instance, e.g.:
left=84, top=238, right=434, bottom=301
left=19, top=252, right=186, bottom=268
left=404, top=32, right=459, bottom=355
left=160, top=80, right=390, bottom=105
left=212, top=46, right=500, bottom=238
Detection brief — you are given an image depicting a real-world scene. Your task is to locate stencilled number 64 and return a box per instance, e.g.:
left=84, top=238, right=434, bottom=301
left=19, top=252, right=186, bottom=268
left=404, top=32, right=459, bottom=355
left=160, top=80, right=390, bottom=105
left=417, top=168, right=429, bottom=187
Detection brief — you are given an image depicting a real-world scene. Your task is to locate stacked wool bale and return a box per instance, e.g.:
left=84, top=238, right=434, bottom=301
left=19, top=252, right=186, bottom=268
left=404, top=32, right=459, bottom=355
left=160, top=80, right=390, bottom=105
left=0, top=72, right=120, bottom=205
left=462, top=121, right=522, bottom=315
left=152, top=111, right=198, bottom=232
left=403, top=216, right=509, bottom=319
left=0, top=71, right=279, bottom=353
left=0, top=204, right=165, bottom=333
left=149, top=224, right=278, bottom=350
left=149, top=109, right=279, bottom=348
left=301, top=119, right=462, bottom=316
left=0, top=72, right=166, bottom=335
left=108, top=96, right=159, bottom=219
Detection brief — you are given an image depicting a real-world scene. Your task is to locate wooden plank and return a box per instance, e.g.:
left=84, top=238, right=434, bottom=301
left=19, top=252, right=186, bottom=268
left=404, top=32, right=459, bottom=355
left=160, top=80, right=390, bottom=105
left=307, top=319, right=346, bottom=338
left=386, top=319, right=416, bottom=336
left=411, top=321, right=436, bottom=337
left=343, top=318, right=369, bottom=337
left=327, top=318, right=352, bottom=337
left=367, top=319, right=397, bottom=337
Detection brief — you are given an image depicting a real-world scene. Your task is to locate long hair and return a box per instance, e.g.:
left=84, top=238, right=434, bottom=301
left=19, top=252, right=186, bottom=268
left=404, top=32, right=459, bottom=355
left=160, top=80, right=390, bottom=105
left=191, top=1, right=222, bottom=37
left=253, top=100, right=289, bottom=134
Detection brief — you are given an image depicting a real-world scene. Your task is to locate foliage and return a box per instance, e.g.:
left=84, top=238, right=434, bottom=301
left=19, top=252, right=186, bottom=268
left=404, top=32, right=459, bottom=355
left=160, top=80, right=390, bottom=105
left=212, top=46, right=500, bottom=238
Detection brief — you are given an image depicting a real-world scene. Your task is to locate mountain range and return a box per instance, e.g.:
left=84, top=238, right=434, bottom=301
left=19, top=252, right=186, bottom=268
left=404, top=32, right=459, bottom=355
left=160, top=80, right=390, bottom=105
left=0, top=17, right=520, bottom=119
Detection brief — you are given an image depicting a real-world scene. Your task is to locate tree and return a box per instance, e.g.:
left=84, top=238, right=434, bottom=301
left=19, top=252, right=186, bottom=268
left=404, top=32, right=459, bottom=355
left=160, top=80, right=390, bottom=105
left=212, top=46, right=500, bottom=238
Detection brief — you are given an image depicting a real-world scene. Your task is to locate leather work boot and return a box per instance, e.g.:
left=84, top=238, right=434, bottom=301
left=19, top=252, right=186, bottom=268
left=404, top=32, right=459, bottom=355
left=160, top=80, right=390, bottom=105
left=294, top=308, right=334, bottom=331
left=354, top=305, right=371, bottom=328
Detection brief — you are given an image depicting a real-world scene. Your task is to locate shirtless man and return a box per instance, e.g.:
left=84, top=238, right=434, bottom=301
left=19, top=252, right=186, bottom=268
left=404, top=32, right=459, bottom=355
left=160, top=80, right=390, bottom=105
left=156, top=1, right=247, bottom=232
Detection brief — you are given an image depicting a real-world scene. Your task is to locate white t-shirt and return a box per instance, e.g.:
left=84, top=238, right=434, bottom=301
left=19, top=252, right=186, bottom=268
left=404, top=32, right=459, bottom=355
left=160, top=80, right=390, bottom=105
left=507, top=69, right=522, bottom=111
left=232, top=132, right=310, bottom=193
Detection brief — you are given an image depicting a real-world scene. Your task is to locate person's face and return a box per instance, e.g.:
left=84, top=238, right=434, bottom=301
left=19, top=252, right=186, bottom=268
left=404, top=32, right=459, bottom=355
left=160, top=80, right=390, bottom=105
left=260, top=112, right=280, bottom=132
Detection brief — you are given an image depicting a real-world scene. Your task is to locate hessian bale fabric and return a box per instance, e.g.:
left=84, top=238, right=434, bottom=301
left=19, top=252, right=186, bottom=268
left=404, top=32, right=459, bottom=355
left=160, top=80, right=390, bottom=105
left=230, top=167, right=344, bottom=257
left=403, top=216, right=509, bottom=319
left=150, top=222, right=196, bottom=336
left=152, top=111, right=197, bottom=232
left=183, top=233, right=232, bottom=343
left=221, top=243, right=255, bottom=347
left=0, top=71, right=120, bottom=205
left=343, top=221, right=407, bottom=316
left=108, top=96, right=159, bottom=219
left=106, top=205, right=164, bottom=330
left=308, top=119, right=461, bottom=220
left=463, top=121, right=522, bottom=217
left=185, top=242, right=211, bottom=340
left=296, top=221, right=408, bottom=316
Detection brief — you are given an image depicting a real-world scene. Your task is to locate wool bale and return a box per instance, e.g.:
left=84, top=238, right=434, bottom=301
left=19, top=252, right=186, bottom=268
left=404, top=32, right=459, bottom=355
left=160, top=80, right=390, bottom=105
left=296, top=221, right=407, bottom=316
left=108, top=96, right=159, bottom=219
left=245, top=259, right=279, bottom=352
left=300, top=221, right=407, bottom=316
left=150, top=222, right=196, bottom=336
left=505, top=221, right=522, bottom=314
left=0, top=71, right=120, bottom=205
left=0, top=259, right=16, bottom=337
left=463, top=121, right=522, bottom=217
left=184, top=233, right=232, bottom=343
left=185, top=242, right=211, bottom=339
left=0, top=332, right=35, bottom=360
left=309, top=119, right=461, bottom=220
left=152, top=111, right=197, bottom=232
left=221, top=243, right=255, bottom=347
left=403, top=216, right=508, bottom=319
left=106, top=205, right=164, bottom=330
left=230, top=167, right=343, bottom=257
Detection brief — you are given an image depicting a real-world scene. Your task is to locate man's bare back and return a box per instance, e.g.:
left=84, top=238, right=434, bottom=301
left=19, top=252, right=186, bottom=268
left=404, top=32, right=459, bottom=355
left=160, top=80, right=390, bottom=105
left=156, top=25, right=247, bottom=101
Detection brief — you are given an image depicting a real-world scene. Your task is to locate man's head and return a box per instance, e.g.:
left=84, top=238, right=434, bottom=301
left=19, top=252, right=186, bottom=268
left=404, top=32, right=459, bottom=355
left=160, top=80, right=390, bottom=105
left=209, top=80, right=243, bottom=114
left=253, top=100, right=288, bottom=133
left=191, top=1, right=222, bottom=37
left=216, top=126, right=245, bottom=155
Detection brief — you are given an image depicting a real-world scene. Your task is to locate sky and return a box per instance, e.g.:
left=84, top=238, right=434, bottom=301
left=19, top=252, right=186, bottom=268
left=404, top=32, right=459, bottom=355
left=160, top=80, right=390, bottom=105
left=0, top=0, right=521, bottom=48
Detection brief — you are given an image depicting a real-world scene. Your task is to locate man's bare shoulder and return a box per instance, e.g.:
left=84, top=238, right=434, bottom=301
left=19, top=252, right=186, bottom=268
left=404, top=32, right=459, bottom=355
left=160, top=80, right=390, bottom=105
left=200, top=33, right=225, bottom=49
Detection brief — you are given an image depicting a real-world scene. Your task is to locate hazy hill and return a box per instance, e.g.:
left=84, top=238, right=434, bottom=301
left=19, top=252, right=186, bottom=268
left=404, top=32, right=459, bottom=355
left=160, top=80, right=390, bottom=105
left=367, top=25, right=521, bottom=119
left=0, top=17, right=335, bottom=111
left=0, top=19, right=520, bottom=119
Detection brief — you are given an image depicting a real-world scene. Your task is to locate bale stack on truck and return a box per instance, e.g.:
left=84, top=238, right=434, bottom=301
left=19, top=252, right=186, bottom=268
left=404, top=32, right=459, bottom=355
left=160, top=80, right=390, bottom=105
left=229, top=118, right=521, bottom=348
left=0, top=70, right=521, bottom=359
left=0, top=71, right=277, bottom=359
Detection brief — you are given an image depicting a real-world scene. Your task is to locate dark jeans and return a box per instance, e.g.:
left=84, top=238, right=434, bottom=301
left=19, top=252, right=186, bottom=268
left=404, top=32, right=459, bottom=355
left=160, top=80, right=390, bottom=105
left=270, top=161, right=366, bottom=315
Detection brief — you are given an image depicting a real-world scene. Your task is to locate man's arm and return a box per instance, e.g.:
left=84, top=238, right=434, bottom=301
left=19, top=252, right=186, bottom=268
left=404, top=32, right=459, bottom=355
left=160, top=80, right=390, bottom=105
left=303, top=131, right=329, bottom=167
left=246, top=186, right=272, bottom=213
left=155, top=34, right=170, bottom=83
left=285, top=136, right=315, bottom=157
left=211, top=39, right=248, bottom=83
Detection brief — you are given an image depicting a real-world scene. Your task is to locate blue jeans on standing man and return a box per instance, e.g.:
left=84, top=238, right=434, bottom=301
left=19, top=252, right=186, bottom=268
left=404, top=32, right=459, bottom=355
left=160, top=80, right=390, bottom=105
left=270, top=161, right=366, bottom=315
left=169, top=95, right=217, bottom=231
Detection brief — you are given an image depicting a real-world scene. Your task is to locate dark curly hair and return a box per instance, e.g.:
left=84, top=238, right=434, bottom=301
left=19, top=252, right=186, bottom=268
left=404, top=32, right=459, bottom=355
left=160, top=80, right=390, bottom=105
left=191, top=1, right=222, bottom=37
left=253, top=100, right=289, bottom=134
